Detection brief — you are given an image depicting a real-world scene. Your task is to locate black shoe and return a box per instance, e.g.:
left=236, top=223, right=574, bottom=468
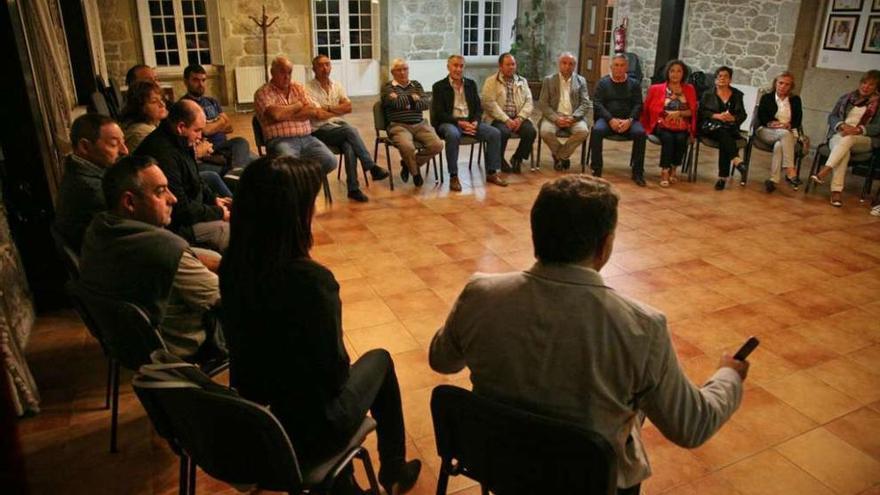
left=562, top=159, right=571, bottom=170
left=400, top=161, right=410, bottom=183
left=764, top=180, right=776, bottom=193
left=379, top=460, right=422, bottom=495
left=735, top=163, right=747, bottom=178
left=715, top=179, right=726, bottom=190
left=347, top=189, right=369, bottom=202
left=632, top=174, right=646, bottom=187
left=591, top=166, right=602, bottom=177
left=501, top=159, right=513, bottom=173
left=510, top=156, right=523, bottom=174
left=552, top=155, right=563, bottom=171
left=413, top=174, right=424, bottom=187
left=370, top=166, right=390, bottom=180
left=784, top=175, right=800, bottom=190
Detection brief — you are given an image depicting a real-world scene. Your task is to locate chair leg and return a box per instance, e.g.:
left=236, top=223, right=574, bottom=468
left=356, top=448, right=381, bottom=495
left=580, top=140, right=587, bottom=171
left=110, top=360, right=120, bottom=453
left=691, top=141, right=701, bottom=183
left=481, top=484, right=490, bottom=495
left=436, top=471, right=450, bottom=495
left=105, top=357, right=113, bottom=409
left=477, top=141, right=483, bottom=168
left=188, top=455, right=196, bottom=495
left=385, top=143, right=394, bottom=191
left=179, top=455, right=189, bottom=495
left=323, top=175, right=332, bottom=204
left=584, top=136, right=592, bottom=173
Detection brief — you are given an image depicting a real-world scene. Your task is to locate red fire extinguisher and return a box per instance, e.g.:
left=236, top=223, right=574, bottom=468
left=613, top=17, right=628, bottom=53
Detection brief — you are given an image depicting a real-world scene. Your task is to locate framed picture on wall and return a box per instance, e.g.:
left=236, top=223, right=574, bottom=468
left=873, top=0, right=880, bottom=11
left=863, top=16, right=880, bottom=52
left=833, top=0, right=864, bottom=11
left=825, top=15, right=860, bottom=50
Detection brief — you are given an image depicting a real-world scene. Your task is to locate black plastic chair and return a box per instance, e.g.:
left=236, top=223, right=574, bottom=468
left=133, top=351, right=380, bottom=495
left=536, top=117, right=588, bottom=171
left=743, top=91, right=807, bottom=185
left=431, top=385, right=617, bottom=495
left=804, top=140, right=880, bottom=201
left=372, top=101, right=440, bottom=189
left=89, top=91, right=112, bottom=117
left=252, top=115, right=334, bottom=202
left=584, top=133, right=636, bottom=175
left=49, top=224, right=80, bottom=281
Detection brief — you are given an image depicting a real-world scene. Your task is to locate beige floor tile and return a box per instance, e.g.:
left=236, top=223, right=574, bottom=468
left=762, top=370, right=862, bottom=424
left=807, top=357, right=880, bottom=404
left=347, top=320, right=420, bottom=356
left=719, top=450, right=834, bottom=495
left=825, top=407, right=880, bottom=461
left=777, top=427, right=880, bottom=494
left=639, top=441, right=711, bottom=493
left=365, top=267, right=429, bottom=297
left=660, top=471, right=744, bottom=495
left=342, top=298, right=399, bottom=330
left=728, top=387, right=818, bottom=445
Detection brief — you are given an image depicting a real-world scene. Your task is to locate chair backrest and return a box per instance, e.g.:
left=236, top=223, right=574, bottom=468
left=67, top=282, right=166, bottom=370
left=108, top=77, right=124, bottom=111
left=372, top=101, right=388, bottom=135
left=252, top=115, right=266, bottom=156
left=431, top=385, right=617, bottom=495
left=49, top=224, right=80, bottom=280
left=90, top=91, right=112, bottom=117
left=133, top=357, right=303, bottom=492
left=738, top=84, right=759, bottom=134
left=748, top=88, right=768, bottom=135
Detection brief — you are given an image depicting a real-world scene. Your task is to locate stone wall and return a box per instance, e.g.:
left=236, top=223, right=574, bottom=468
left=614, top=0, right=661, bottom=86
left=386, top=0, right=460, bottom=62
left=97, top=0, right=141, bottom=83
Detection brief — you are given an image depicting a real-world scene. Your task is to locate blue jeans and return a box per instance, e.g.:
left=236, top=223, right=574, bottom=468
left=437, top=122, right=502, bottom=175
left=267, top=135, right=338, bottom=174
left=590, top=118, right=646, bottom=174
left=213, top=136, right=256, bottom=169
left=199, top=171, right=232, bottom=197
left=312, top=122, right=376, bottom=192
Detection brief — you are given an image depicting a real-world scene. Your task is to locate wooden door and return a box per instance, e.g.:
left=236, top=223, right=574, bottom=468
left=579, top=0, right=607, bottom=90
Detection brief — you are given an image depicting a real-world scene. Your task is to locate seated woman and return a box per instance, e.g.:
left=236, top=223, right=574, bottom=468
left=121, top=80, right=232, bottom=198
left=641, top=59, right=698, bottom=187
left=698, top=66, right=747, bottom=191
left=810, top=70, right=880, bottom=207
left=755, top=71, right=804, bottom=193
left=219, top=156, right=421, bottom=495
left=120, top=80, right=167, bottom=151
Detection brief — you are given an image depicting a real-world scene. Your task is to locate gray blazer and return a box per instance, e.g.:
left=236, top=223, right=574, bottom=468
left=430, top=262, right=742, bottom=489
left=539, top=73, right=593, bottom=123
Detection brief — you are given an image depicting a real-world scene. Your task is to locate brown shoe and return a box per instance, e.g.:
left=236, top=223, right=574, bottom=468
left=449, top=176, right=462, bottom=192
left=486, top=173, right=508, bottom=187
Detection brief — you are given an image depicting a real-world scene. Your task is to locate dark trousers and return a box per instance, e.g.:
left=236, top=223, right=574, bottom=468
left=653, top=128, right=689, bottom=168
left=327, top=349, right=406, bottom=483
left=590, top=118, right=646, bottom=174
left=492, top=119, right=536, bottom=160
left=703, top=126, right=740, bottom=177
left=313, top=123, right=376, bottom=192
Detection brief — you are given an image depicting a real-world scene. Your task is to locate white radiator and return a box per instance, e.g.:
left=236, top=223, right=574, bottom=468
left=235, top=64, right=308, bottom=105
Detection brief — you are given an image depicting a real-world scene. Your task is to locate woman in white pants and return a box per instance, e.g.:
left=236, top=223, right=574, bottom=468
left=755, top=72, right=804, bottom=193
left=811, top=70, right=880, bottom=207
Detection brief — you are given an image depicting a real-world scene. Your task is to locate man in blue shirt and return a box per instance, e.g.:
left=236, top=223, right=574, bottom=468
left=182, top=64, right=254, bottom=170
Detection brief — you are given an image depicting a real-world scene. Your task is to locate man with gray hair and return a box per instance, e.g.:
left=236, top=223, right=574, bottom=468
left=380, top=58, right=443, bottom=188
left=431, top=175, right=747, bottom=494
left=538, top=52, right=592, bottom=171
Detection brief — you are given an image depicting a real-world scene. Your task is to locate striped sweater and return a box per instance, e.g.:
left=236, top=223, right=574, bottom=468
left=381, top=79, right=431, bottom=124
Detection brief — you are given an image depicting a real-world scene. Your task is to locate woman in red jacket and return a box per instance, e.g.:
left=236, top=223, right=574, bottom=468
left=641, top=60, right=698, bottom=187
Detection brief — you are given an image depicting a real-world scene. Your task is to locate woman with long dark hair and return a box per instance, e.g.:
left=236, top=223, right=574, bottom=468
left=641, top=59, right=698, bottom=187
left=219, top=156, right=420, bottom=495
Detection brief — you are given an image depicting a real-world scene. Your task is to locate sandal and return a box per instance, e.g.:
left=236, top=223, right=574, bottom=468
left=660, top=179, right=670, bottom=188
left=810, top=174, right=824, bottom=185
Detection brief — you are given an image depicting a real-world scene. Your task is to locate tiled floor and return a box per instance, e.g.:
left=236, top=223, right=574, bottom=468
left=19, top=98, right=880, bottom=494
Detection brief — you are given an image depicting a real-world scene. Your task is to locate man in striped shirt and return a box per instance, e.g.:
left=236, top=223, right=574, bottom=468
left=254, top=56, right=337, bottom=176
left=380, top=58, right=443, bottom=187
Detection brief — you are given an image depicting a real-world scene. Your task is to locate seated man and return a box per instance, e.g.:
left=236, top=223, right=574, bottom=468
left=431, top=55, right=507, bottom=190
left=481, top=53, right=537, bottom=173
left=538, top=52, right=592, bottom=171
left=381, top=58, right=443, bottom=188
left=79, top=155, right=224, bottom=361
left=136, top=100, right=231, bottom=253
left=430, top=175, right=746, bottom=494
left=181, top=64, right=255, bottom=170
left=305, top=54, right=389, bottom=202
left=591, top=54, right=647, bottom=186
left=254, top=56, right=337, bottom=176
left=125, top=64, right=159, bottom=87
left=54, top=113, right=129, bottom=252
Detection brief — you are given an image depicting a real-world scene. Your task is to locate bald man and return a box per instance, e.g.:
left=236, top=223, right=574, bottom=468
left=254, top=56, right=337, bottom=176
left=136, top=99, right=231, bottom=253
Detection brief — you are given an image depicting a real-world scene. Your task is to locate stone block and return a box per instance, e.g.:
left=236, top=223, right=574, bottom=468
left=748, top=42, right=777, bottom=56
left=758, top=34, right=780, bottom=42
left=760, top=3, right=780, bottom=16
left=751, top=15, right=773, bottom=32
left=725, top=43, right=744, bottom=55
left=413, top=34, right=444, bottom=51
left=739, top=56, right=764, bottom=70
left=711, top=27, right=731, bottom=38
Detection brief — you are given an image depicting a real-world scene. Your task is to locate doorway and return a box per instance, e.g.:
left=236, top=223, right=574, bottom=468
left=579, top=0, right=614, bottom=89
left=312, top=0, right=380, bottom=96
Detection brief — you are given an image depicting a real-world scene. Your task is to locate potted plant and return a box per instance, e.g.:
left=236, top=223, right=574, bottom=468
left=510, top=0, right=547, bottom=96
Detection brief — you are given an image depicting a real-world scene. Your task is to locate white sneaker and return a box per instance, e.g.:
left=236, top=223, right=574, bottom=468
left=871, top=204, right=880, bottom=216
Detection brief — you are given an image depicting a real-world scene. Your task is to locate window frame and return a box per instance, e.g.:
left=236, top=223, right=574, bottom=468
left=135, top=0, right=224, bottom=76
left=461, top=0, right=516, bottom=64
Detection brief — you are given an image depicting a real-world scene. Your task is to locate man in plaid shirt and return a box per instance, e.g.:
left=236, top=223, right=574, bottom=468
left=254, top=56, right=337, bottom=175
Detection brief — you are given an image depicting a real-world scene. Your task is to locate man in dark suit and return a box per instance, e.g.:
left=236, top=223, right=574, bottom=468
left=538, top=52, right=593, bottom=171
left=431, top=55, right=506, bottom=191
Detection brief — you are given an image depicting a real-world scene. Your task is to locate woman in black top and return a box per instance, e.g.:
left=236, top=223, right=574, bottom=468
left=755, top=72, right=804, bottom=193
left=698, top=66, right=748, bottom=190
left=219, top=156, right=420, bottom=495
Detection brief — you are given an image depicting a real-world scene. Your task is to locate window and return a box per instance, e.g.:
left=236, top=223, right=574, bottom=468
left=136, top=0, right=222, bottom=72
left=313, top=0, right=374, bottom=61
left=602, top=6, right=615, bottom=56
left=462, top=0, right=515, bottom=61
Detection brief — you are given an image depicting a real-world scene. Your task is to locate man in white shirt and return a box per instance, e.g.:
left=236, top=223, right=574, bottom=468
left=538, top=52, right=593, bottom=171
left=306, top=54, right=389, bottom=202
left=430, top=175, right=747, bottom=494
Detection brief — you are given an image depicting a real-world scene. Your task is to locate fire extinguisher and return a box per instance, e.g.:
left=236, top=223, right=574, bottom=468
left=613, top=17, right=628, bottom=53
